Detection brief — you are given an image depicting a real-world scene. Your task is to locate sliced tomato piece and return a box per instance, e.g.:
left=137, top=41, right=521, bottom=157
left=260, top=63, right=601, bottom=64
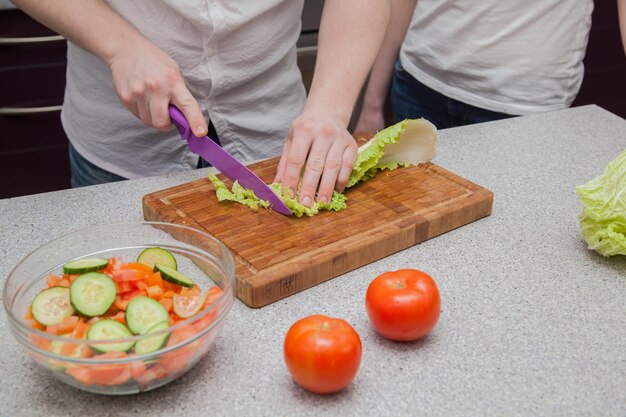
left=114, top=295, right=129, bottom=311
left=122, top=289, right=143, bottom=300
left=116, top=281, right=134, bottom=293
left=129, top=360, right=147, bottom=381
left=173, top=293, right=206, bottom=319
left=203, top=286, right=224, bottom=308
left=104, top=257, right=125, bottom=274
left=159, top=327, right=199, bottom=373
left=124, top=262, right=154, bottom=277
left=67, top=352, right=132, bottom=386
left=146, top=285, right=164, bottom=300
left=112, top=269, right=142, bottom=282
left=159, top=297, right=173, bottom=313
left=47, top=274, right=61, bottom=288
left=145, top=272, right=163, bottom=288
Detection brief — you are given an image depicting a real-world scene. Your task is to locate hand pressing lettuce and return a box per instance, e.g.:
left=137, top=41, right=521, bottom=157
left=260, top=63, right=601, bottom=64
left=575, top=149, right=626, bottom=257
left=208, top=118, right=438, bottom=217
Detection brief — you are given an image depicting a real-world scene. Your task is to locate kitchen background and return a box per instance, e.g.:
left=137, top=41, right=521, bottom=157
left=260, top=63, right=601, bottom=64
left=1, top=0, right=624, bottom=199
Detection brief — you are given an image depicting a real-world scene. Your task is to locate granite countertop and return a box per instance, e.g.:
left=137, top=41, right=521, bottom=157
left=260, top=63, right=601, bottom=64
left=0, top=105, right=624, bottom=416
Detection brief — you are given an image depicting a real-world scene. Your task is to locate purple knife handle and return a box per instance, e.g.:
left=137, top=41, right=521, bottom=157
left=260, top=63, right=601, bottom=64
left=168, top=105, right=193, bottom=140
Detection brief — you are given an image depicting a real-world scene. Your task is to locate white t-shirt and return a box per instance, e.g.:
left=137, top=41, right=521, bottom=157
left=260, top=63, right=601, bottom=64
left=399, top=0, right=593, bottom=116
left=62, top=0, right=306, bottom=179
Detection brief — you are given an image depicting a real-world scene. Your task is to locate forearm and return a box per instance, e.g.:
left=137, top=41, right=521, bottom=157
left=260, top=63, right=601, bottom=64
left=361, top=0, right=417, bottom=112
left=617, top=0, right=626, bottom=54
left=306, top=0, right=391, bottom=125
left=11, top=0, right=147, bottom=66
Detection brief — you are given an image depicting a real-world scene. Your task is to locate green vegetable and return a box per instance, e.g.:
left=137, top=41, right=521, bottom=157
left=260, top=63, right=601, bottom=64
left=134, top=321, right=170, bottom=354
left=268, top=183, right=347, bottom=217
left=207, top=118, right=437, bottom=216
left=70, top=273, right=117, bottom=317
left=208, top=175, right=271, bottom=211
left=137, top=247, right=177, bottom=270
left=31, top=287, right=74, bottom=326
left=575, top=149, right=626, bottom=257
left=125, top=296, right=170, bottom=335
left=348, top=118, right=437, bottom=187
left=154, top=263, right=195, bottom=288
left=87, top=319, right=135, bottom=353
left=63, top=258, right=109, bottom=274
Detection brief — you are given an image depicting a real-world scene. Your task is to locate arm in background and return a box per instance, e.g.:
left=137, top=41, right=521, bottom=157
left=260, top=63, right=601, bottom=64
left=354, top=0, right=418, bottom=134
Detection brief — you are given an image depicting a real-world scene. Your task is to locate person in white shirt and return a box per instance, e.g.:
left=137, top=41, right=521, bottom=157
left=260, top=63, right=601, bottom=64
left=12, top=0, right=390, bottom=208
left=355, top=0, right=593, bottom=133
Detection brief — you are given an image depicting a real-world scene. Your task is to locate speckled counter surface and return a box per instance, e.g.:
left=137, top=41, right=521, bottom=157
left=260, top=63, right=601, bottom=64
left=1, top=105, right=625, bottom=417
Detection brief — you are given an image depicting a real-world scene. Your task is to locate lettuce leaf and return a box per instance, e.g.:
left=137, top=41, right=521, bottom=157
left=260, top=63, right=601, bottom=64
left=207, top=175, right=271, bottom=210
left=207, top=118, right=437, bottom=216
left=347, top=118, right=437, bottom=187
left=575, top=149, right=626, bottom=256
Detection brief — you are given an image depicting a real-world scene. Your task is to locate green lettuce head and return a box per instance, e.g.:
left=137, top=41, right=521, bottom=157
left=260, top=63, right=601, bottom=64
left=575, top=149, right=626, bottom=256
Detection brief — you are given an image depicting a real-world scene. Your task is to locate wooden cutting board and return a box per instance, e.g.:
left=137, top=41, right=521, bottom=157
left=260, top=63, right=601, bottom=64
left=143, top=157, right=493, bottom=308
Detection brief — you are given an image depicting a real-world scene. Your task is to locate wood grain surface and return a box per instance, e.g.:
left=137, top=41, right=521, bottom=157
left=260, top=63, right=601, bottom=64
left=143, top=157, right=493, bottom=308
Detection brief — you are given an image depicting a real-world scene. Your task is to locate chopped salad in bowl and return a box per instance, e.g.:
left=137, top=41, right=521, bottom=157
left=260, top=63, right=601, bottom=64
left=3, top=222, right=235, bottom=395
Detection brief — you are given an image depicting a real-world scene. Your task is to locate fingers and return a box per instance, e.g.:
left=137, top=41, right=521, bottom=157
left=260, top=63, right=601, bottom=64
left=171, top=83, right=207, bottom=137
left=276, top=119, right=357, bottom=207
left=304, top=130, right=357, bottom=203
left=109, top=47, right=205, bottom=135
left=298, top=125, right=338, bottom=205
left=273, top=140, right=290, bottom=187
left=281, top=121, right=315, bottom=199
left=334, top=144, right=358, bottom=193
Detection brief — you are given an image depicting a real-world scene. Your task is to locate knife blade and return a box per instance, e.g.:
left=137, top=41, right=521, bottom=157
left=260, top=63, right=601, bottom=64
left=168, top=105, right=292, bottom=216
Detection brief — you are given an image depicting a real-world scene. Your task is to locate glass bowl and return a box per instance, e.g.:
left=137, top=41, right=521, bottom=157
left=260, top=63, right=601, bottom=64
left=3, top=222, right=235, bottom=395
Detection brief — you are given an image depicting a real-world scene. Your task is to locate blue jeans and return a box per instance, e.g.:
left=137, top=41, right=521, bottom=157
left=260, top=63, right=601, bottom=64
left=69, top=123, right=221, bottom=187
left=69, top=144, right=127, bottom=188
left=390, top=60, right=516, bottom=129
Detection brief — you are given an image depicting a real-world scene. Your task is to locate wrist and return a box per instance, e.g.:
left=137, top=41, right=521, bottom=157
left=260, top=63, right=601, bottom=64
left=100, top=27, right=148, bottom=67
left=303, top=95, right=354, bottom=127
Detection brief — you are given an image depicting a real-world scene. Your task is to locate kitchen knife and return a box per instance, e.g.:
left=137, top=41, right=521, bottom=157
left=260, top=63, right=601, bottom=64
left=168, top=105, right=292, bottom=216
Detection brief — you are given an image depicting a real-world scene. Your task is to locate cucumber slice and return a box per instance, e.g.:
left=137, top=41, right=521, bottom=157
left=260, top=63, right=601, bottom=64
left=31, top=286, right=75, bottom=326
left=173, top=292, right=207, bottom=319
left=70, top=272, right=117, bottom=317
left=87, top=319, right=135, bottom=352
left=134, top=321, right=170, bottom=355
left=125, top=296, right=170, bottom=335
left=137, top=247, right=177, bottom=270
left=63, top=258, right=108, bottom=274
left=154, top=264, right=195, bottom=288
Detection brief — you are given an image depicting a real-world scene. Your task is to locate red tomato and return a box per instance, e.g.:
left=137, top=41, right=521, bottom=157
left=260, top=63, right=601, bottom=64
left=67, top=352, right=132, bottom=386
left=365, top=269, right=440, bottom=342
left=283, top=314, right=362, bottom=394
left=112, top=269, right=142, bottom=282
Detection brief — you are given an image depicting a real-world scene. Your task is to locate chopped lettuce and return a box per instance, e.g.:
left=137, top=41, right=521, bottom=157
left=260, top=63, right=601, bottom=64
left=207, top=118, right=437, bottom=216
left=208, top=175, right=271, bottom=210
left=207, top=175, right=347, bottom=217
left=268, top=184, right=347, bottom=217
left=575, top=149, right=626, bottom=256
